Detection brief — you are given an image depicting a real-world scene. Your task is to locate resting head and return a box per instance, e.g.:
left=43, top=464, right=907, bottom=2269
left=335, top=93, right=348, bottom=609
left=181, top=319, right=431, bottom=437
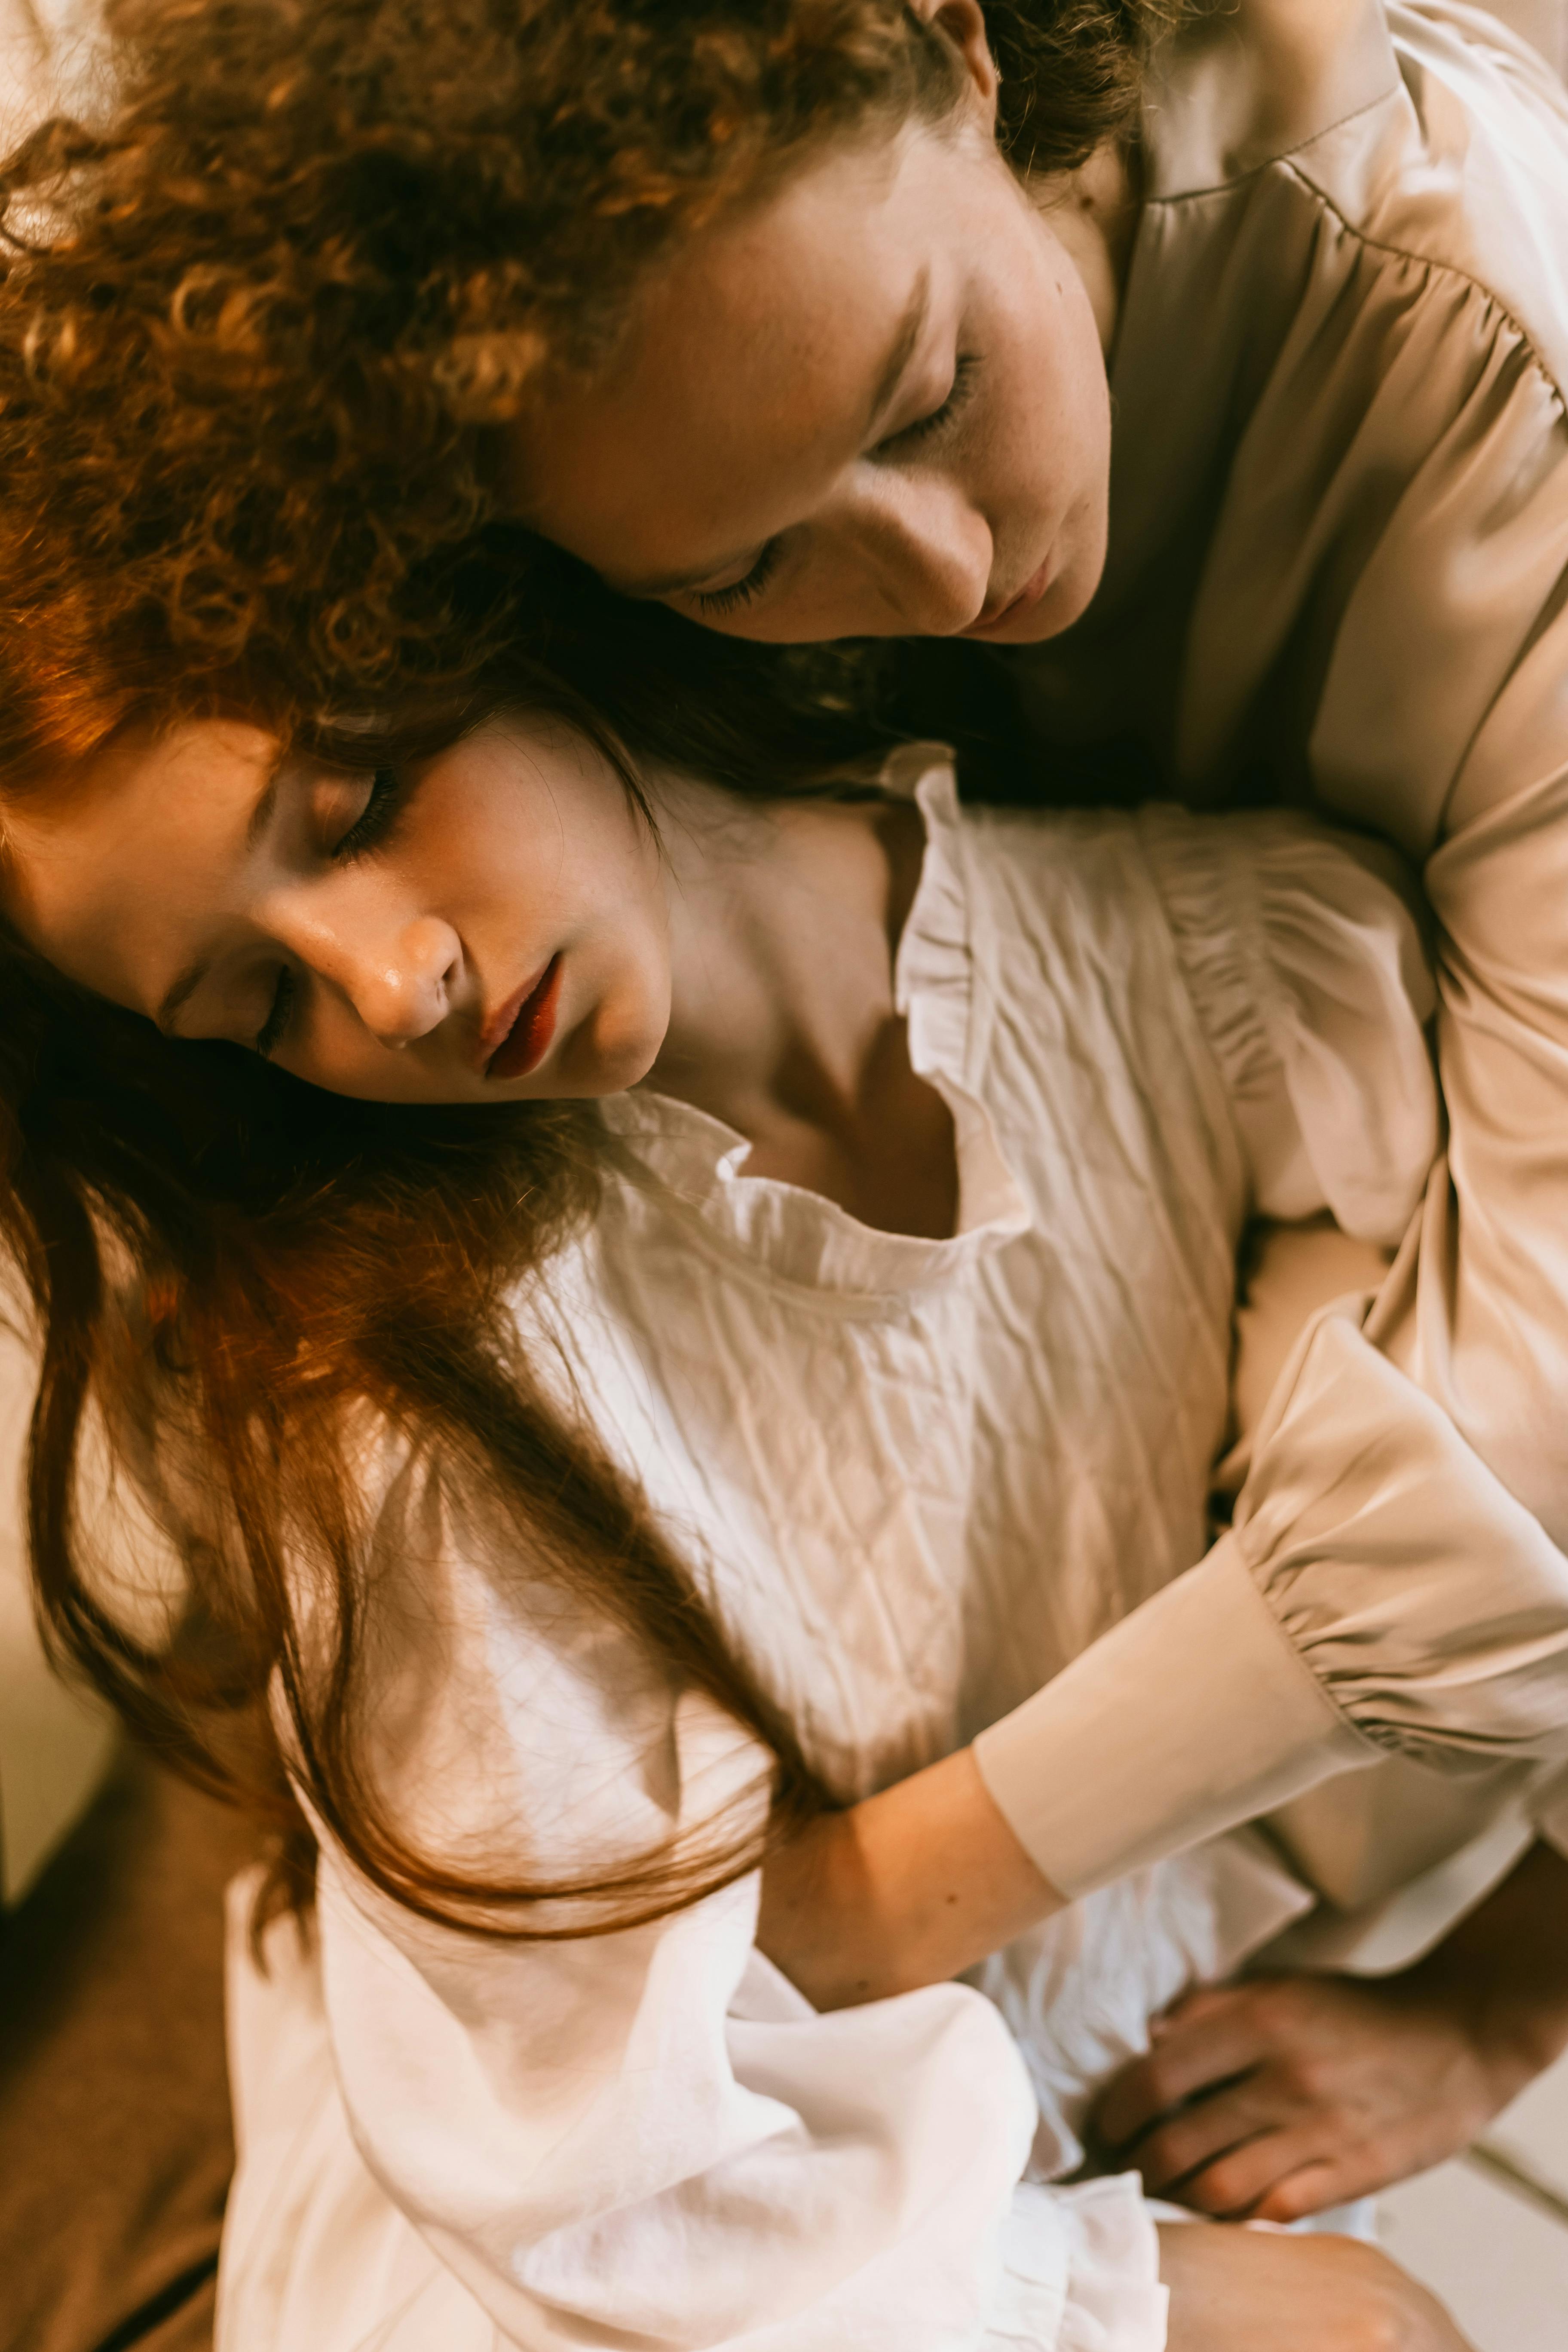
left=0, top=0, right=1175, bottom=668
left=8, top=686, right=678, bottom=1111
left=509, top=0, right=1136, bottom=644
left=0, top=527, right=879, bottom=1929
left=2, top=566, right=906, bottom=1110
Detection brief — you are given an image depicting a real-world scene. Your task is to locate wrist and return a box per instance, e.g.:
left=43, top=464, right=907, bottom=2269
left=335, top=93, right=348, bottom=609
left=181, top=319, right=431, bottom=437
left=1409, top=1841, right=1568, bottom=2090
left=848, top=1746, right=1065, bottom=1988
left=1442, top=1958, right=1568, bottom=2089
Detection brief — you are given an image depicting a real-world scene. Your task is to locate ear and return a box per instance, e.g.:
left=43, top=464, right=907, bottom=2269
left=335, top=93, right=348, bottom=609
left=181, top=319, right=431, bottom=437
left=907, top=0, right=1001, bottom=129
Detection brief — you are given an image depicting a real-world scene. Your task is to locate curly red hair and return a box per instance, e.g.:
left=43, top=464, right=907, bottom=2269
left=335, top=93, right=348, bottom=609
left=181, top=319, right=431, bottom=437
left=0, top=0, right=1177, bottom=781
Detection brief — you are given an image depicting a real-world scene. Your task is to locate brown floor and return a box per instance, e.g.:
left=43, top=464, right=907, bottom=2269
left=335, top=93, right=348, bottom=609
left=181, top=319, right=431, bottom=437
left=0, top=1754, right=252, bottom=2352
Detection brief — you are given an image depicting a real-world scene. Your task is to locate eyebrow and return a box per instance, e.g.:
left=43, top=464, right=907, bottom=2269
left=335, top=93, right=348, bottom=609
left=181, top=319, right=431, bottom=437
left=154, top=753, right=288, bottom=1035
left=612, top=266, right=933, bottom=601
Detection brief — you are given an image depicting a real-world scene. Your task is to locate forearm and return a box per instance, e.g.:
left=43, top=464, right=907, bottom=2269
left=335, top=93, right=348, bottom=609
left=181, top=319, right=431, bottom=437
left=973, top=1299, right=1568, bottom=1905
left=757, top=1745, right=1066, bottom=2007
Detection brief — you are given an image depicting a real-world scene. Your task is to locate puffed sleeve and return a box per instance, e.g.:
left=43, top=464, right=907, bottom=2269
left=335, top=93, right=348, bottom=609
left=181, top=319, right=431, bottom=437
left=1132, top=805, right=1440, bottom=1245
left=282, top=1450, right=1168, bottom=2351
left=974, top=811, right=1568, bottom=1895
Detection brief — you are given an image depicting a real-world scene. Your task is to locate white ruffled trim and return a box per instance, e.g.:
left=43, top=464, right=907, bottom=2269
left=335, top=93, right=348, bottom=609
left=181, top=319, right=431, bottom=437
left=1136, top=805, right=1438, bottom=1247
left=986, top=2178, right=1168, bottom=2351
left=595, top=748, right=1029, bottom=1297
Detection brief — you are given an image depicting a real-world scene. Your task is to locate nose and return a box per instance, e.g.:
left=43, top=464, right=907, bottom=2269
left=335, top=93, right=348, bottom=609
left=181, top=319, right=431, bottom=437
left=343, top=916, right=462, bottom=1046
left=838, top=469, right=994, bottom=635
left=271, top=894, right=462, bottom=1048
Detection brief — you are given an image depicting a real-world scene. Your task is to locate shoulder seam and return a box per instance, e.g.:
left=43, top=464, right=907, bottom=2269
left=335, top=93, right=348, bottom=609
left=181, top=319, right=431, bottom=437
left=1140, top=83, right=1398, bottom=210
left=1151, top=141, right=1565, bottom=412
left=1280, top=159, right=1568, bottom=410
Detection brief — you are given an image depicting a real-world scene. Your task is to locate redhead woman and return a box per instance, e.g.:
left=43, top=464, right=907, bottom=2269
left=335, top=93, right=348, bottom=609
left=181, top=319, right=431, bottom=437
left=9, top=0, right=1568, bottom=2231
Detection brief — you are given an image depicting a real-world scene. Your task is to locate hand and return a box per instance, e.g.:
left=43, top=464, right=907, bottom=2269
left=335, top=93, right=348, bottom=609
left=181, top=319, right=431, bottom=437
left=758, top=1746, right=1064, bottom=2010
left=1093, top=1841, right=1568, bottom=2220
left=1158, top=2223, right=1474, bottom=2352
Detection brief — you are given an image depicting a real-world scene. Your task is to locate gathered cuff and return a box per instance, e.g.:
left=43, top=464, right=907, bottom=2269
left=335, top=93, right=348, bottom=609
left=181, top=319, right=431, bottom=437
left=987, top=2178, right=1167, bottom=2352
left=1230, top=1305, right=1568, bottom=1759
left=977, top=1290, right=1568, bottom=1899
left=974, top=1534, right=1372, bottom=1899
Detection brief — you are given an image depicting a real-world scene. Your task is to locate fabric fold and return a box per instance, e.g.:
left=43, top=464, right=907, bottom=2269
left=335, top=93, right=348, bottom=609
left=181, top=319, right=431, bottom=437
left=987, top=2179, right=1168, bottom=2352
left=974, top=1533, right=1375, bottom=1899
left=1139, top=804, right=1438, bottom=1243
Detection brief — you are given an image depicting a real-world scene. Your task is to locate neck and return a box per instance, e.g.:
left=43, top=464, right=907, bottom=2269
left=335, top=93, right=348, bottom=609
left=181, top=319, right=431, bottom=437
left=1035, top=133, right=1143, bottom=355
left=646, top=774, right=909, bottom=1135
left=643, top=773, right=956, bottom=1240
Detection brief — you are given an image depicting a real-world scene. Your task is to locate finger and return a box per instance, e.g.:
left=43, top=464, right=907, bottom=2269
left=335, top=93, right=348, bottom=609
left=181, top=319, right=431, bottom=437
left=1131, top=2111, right=1266, bottom=2198
left=1093, top=1998, right=1275, bottom=2149
left=1126, top=2075, right=1318, bottom=2195
left=1151, top=1981, right=1250, bottom=2036
left=1175, top=2122, right=1349, bottom=2220
left=1251, top=2144, right=1393, bottom=2224
left=1124, top=2058, right=1347, bottom=2196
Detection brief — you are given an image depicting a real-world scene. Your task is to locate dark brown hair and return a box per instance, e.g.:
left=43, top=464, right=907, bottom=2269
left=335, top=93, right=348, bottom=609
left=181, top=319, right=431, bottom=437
left=0, top=0, right=1175, bottom=1933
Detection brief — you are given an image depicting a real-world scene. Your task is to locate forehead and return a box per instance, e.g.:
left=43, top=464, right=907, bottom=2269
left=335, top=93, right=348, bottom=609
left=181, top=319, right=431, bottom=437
left=517, top=123, right=949, bottom=584
left=3, top=720, right=277, bottom=1005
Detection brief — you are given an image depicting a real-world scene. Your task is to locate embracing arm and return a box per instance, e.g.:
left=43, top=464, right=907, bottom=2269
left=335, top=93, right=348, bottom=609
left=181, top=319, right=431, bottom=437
left=763, top=804, right=1568, bottom=2000
left=756, top=1744, right=1067, bottom=2009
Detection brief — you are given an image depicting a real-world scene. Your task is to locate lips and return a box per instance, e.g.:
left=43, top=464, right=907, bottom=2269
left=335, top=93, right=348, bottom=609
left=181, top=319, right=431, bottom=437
left=484, top=954, right=563, bottom=1082
left=962, top=552, right=1055, bottom=638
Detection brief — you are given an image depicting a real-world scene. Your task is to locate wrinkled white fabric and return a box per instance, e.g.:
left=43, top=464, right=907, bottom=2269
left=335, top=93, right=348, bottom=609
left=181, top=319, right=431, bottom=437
left=977, top=0, right=1568, bottom=1895
left=220, top=771, right=1439, bottom=2351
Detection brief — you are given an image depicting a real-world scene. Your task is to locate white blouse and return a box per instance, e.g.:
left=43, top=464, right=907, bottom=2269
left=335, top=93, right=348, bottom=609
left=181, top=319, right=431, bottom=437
left=989, top=0, right=1568, bottom=1889
left=222, top=767, right=1449, bottom=2352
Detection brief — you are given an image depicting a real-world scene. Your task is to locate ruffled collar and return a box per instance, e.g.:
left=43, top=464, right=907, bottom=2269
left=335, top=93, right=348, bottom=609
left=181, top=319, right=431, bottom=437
left=599, top=753, right=1030, bottom=1302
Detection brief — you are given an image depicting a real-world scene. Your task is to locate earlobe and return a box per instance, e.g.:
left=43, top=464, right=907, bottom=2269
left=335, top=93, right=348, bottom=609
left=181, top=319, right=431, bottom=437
left=909, top=0, right=1001, bottom=129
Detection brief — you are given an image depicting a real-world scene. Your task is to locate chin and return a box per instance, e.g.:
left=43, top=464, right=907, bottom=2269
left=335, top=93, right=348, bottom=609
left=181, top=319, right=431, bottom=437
left=1008, top=520, right=1109, bottom=643
left=550, top=1000, right=667, bottom=1099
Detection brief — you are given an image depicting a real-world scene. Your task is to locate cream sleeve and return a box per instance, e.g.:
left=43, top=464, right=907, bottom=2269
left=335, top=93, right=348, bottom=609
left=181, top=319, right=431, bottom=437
left=976, top=810, right=1568, bottom=1896
left=286, top=1453, right=1168, bottom=2352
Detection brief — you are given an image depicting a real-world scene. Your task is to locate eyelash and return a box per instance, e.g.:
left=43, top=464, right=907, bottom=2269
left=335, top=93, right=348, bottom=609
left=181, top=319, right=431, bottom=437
left=880, top=352, right=982, bottom=453
left=334, top=764, right=405, bottom=860
left=254, top=766, right=404, bottom=1056
left=692, top=536, right=786, bottom=619
left=687, top=355, right=982, bottom=617
left=255, top=968, right=296, bottom=1060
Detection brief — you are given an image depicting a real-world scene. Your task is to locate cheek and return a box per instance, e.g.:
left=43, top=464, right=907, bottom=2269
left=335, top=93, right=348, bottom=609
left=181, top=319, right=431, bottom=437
left=992, top=260, right=1107, bottom=502
left=280, top=1003, right=446, bottom=1102
left=557, top=955, right=671, bottom=1094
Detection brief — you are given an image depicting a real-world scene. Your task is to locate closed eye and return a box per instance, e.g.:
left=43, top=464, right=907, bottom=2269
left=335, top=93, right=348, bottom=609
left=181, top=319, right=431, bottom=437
left=689, top=535, right=786, bottom=620
left=873, top=352, right=981, bottom=457
left=334, top=765, right=406, bottom=860
left=255, top=967, right=297, bottom=1060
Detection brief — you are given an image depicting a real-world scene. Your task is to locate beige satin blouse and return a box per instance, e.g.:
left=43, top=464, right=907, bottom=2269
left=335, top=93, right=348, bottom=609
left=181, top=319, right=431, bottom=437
left=980, top=0, right=1568, bottom=1914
